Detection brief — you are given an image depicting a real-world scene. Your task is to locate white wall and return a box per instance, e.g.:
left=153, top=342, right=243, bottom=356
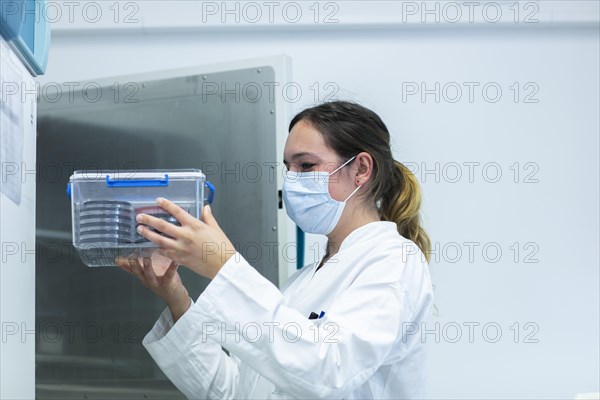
left=35, top=2, right=599, bottom=398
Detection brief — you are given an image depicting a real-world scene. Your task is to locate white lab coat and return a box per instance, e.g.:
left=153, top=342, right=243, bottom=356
left=143, top=221, right=435, bottom=399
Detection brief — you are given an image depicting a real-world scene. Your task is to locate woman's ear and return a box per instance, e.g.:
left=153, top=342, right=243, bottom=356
left=355, top=152, right=374, bottom=185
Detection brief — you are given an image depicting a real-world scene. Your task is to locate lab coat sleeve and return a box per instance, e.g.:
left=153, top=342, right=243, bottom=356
left=142, top=298, right=241, bottom=399
left=190, top=252, right=410, bottom=399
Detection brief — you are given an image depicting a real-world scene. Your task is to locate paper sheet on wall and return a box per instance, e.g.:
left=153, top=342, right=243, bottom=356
left=0, top=48, right=25, bottom=206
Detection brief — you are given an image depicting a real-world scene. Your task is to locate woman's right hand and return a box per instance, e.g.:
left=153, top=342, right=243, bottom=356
left=116, top=253, right=191, bottom=323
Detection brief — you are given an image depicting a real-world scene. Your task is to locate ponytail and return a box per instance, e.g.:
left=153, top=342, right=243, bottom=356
left=381, top=161, right=431, bottom=263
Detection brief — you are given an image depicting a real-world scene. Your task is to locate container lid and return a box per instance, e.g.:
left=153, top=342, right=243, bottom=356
left=69, top=169, right=206, bottom=183
left=66, top=169, right=215, bottom=203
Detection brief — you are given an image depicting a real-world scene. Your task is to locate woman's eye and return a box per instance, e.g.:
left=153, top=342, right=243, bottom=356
left=301, top=163, right=315, bottom=170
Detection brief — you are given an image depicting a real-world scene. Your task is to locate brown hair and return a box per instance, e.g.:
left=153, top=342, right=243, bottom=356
left=289, top=101, right=431, bottom=262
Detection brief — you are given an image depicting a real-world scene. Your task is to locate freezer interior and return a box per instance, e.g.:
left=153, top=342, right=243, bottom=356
left=35, top=66, right=280, bottom=398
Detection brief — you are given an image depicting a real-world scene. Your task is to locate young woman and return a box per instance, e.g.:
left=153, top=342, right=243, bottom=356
left=116, top=101, right=434, bottom=399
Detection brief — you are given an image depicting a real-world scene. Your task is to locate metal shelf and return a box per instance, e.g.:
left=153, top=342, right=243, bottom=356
left=36, top=229, right=72, bottom=241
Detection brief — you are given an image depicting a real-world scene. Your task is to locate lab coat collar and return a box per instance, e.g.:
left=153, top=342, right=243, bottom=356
left=336, top=221, right=398, bottom=253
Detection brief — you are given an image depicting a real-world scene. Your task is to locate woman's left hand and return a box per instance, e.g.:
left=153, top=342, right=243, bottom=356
left=135, top=198, right=236, bottom=279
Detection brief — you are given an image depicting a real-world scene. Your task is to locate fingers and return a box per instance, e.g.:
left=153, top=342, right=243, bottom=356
left=156, top=197, right=196, bottom=226
left=163, top=261, right=180, bottom=281
left=127, top=257, right=149, bottom=288
left=136, top=213, right=182, bottom=239
left=115, top=257, right=131, bottom=271
left=120, top=255, right=180, bottom=296
left=142, top=257, right=159, bottom=287
left=201, top=204, right=219, bottom=228
left=158, top=248, right=181, bottom=264
left=136, top=224, right=180, bottom=249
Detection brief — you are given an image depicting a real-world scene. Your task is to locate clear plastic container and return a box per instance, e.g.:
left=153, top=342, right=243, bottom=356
left=67, top=169, right=214, bottom=267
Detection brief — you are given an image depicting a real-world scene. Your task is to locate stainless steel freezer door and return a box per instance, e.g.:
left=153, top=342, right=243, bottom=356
left=35, top=58, right=293, bottom=398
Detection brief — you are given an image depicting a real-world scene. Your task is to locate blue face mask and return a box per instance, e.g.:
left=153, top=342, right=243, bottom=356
left=282, top=156, right=362, bottom=235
